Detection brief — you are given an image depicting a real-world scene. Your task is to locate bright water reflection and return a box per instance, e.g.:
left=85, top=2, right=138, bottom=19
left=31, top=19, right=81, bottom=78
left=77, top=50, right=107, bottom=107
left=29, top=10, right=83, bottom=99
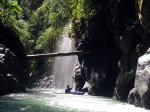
left=0, top=89, right=149, bottom=112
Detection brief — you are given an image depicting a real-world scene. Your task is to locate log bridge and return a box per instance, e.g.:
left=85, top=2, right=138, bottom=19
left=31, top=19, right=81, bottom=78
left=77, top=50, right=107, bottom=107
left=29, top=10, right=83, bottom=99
left=27, top=51, right=90, bottom=59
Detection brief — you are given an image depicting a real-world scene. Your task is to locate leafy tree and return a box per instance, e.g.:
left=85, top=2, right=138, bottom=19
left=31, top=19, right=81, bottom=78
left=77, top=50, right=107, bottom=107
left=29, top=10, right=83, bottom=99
left=28, top=0, right=72, bottom=52
left=0, top=0, right=94, bottom=53
left=71, top=0, right=95, bottom=20
left=0, top=0, right=21, bottom=22
left=0, top=0, right=32, bottom=53
left=0, top=0, right=96, bottom=76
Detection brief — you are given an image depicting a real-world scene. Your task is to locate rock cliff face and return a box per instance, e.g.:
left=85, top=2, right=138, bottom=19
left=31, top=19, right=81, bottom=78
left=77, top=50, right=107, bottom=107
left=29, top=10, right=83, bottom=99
left=0, top=23, right=29, bottom=96
left=76, top=12, right=121, bottom=96
left=74, top=0, right=150, bottom=109
left=128, top=49, right=150, bottom=109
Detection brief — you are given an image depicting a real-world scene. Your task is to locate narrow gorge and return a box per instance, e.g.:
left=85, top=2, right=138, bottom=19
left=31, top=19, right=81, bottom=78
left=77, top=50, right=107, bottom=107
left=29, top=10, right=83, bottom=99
left=1, top=0, right=150, bottom=111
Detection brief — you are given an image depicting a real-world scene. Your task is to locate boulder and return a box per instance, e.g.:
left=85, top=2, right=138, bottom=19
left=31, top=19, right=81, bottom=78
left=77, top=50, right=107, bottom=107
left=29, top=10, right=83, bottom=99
left=128, top=49, right=150, bottom=109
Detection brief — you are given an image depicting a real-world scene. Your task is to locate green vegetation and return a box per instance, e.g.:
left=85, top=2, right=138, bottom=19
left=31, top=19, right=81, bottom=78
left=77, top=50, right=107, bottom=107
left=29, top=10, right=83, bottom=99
left=0, top=0, right=22, bottom=21
left=71, top=0, right=95, bottom=20
left=138, top=0, right=143, bottom=14
left=0, top=0, right=94, bottom=53
left=0, top=0, right=96, bottom=75
left=28, top=0, right=71, bottom=52
left=0, top=0, right=31, bottom=52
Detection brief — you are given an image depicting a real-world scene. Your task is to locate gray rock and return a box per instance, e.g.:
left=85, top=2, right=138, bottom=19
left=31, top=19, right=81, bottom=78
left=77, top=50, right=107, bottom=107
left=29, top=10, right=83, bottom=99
left=128, top=51, right=150, bottom=109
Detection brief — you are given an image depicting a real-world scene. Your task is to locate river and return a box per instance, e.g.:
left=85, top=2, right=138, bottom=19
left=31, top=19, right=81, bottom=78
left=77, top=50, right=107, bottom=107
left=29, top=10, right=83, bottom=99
left=0, top=89, right=149, bottom=112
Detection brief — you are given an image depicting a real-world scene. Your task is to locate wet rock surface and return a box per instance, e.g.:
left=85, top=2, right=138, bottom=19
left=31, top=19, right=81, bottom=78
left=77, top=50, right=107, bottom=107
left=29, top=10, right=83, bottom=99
left=128, top=49, right=150, bottom=109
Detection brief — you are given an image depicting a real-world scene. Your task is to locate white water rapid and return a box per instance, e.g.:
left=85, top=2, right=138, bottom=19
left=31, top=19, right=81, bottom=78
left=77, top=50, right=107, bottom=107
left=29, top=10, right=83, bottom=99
left=0, top=89, right=149, bottom=112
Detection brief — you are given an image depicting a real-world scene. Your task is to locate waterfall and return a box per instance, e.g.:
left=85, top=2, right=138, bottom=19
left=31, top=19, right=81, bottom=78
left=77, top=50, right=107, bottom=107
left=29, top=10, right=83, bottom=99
left=52, top=33, right=77, bottom=89
left=33, top=22, right=77, bottom=89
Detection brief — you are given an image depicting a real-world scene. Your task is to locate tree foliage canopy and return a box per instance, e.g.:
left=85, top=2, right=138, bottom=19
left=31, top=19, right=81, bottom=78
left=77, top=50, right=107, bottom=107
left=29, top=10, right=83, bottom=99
left=0, top=0, right=22, bottom=20
left=0, top=0, right=93, bottom=53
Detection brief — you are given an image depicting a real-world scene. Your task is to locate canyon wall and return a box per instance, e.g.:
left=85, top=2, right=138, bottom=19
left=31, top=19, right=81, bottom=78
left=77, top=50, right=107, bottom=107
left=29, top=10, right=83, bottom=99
left=74, top=0, right=150, bottom=109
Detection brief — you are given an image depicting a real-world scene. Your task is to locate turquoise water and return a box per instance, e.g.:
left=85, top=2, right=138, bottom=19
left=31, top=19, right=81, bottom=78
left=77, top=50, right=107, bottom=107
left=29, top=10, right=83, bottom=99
left=0, top=89, right=149, bottom=112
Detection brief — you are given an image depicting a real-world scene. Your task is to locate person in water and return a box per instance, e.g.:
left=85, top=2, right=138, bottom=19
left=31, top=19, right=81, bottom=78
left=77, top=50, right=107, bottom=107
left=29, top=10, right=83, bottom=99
left=65, top=84, right=85, bottom=95
left=65, top=85, right=72, bottom=94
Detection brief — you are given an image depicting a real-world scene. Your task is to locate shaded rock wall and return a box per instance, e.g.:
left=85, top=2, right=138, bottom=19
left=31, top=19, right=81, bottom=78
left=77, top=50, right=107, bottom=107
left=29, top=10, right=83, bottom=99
left=74, top=0, right=150, bottom=106
left=0, top=23, right=29, bottom=96
left=77, top=12, right=121, bottom=96
left=115, top=0, right=150, bottom=102
left=0, top=23, right=28, bottom=70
